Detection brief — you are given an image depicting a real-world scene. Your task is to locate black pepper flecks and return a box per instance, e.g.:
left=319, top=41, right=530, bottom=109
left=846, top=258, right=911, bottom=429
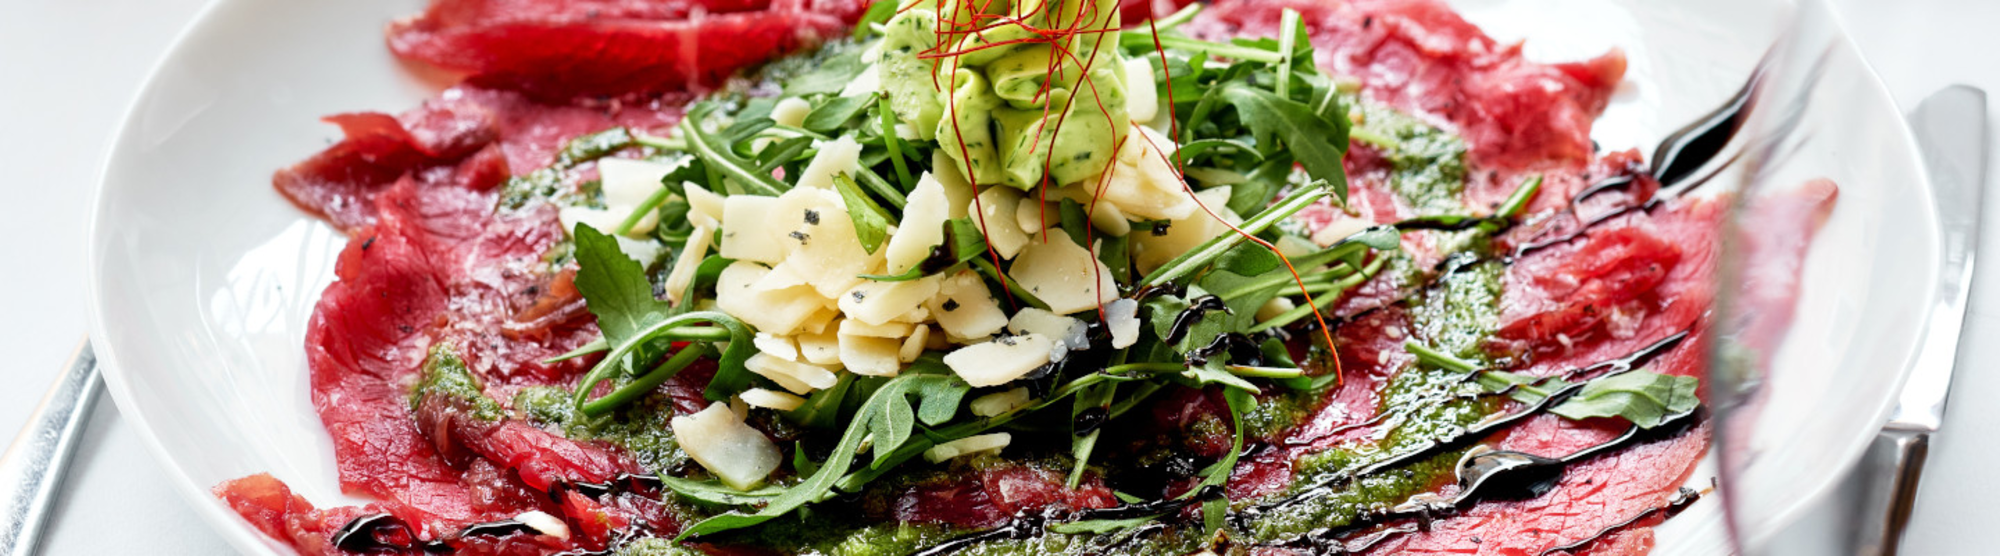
left=804, top=209, right=821, bottom=225
left=942, top=299, right=961, bottom=312
left=789, top=230, right=810, bottom=245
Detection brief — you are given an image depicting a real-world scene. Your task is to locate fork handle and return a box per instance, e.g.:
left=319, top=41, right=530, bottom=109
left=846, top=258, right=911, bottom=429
left=0, top=340, right=102, bottom=556
left=1857, top=429, right=1932, bottom=556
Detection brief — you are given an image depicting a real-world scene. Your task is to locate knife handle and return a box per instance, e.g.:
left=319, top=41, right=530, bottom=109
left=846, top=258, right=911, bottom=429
left=1856, top=429, right=1932, bottom=556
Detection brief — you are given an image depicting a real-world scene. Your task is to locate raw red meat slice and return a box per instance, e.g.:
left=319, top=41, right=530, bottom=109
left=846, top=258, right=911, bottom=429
left=386, top=0, right=869, bottom=100
left=888, top=463, right=1120, bottom=529
left=274, top=85, right=684, bottom=234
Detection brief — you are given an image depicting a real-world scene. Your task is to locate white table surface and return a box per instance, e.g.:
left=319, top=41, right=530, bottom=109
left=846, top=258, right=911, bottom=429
left=3, top=1, right=1995, bottom=554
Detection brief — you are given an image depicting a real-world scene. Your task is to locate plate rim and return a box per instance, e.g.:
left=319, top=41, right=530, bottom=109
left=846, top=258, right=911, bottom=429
left=79, top=1, right=1936, bottom=554
left=85, top=0, right=298, bottom=553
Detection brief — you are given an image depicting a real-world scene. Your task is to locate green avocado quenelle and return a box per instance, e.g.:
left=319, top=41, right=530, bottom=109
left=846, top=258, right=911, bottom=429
left=880, top=0, right=1130, bottom=190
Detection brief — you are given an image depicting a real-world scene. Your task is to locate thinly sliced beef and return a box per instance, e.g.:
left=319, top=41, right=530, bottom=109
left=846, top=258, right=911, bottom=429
left=387, top=0, right=868, bottom=100
left=232, top=77, right=698, bottom=552
left=274, top=86, right=683, bottom=233
left=886, top=464, right=1120, bottom=530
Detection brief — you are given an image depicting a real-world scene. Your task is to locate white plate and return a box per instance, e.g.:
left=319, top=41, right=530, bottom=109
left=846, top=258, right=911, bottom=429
left=86, top=0, right=1932, bottom=554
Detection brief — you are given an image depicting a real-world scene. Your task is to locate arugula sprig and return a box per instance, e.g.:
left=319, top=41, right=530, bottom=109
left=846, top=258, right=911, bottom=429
left=568, top=223, right=756, bottom=412
left=1408, top=340, right=1704, bottom=430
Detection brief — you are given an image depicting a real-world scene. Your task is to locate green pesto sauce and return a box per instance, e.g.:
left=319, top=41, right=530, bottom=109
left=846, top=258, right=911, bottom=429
left=1411, top=260, right=1505, bottom=361
left=514, top=386, right=690, bottom=472
left=1238, top=253, right=1504, bottom=540
left=411, top=345, right=505, bottom=421
left=1353, top=100, right=1470, bottom=216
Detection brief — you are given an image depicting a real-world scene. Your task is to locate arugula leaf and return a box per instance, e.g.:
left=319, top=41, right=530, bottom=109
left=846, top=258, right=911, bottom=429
left=677, top=397, right=872, bottom=539
left=675, top=254, right=735, bottom=314
left=1047, top=514, right=1163, bottom=535
left=852, top=164, right=908, bottom=209
left=543, top=337, right=608, bottom=364
left=1406, top=341, right=1480, bottom=374
left=1057, top=198, right=1090, bottom=247
left=1493, top=174, right=1544, bottom=220
left=877, top=96, right=915, bottom=190
left=945, top=218, right=990, bottom=261
left=1066, top=382, right=1116, bottom=488
left=1143, top=185, right=1328, bottom=287
left=659, top=475, right=784, bottom=506
left=1097, top=234, right=1131, bottom=284
left=783, top=49, right=867, bottom=97
left=754, top=136, right=815, bottom=173
left=786, top=373, right=857, bottom=430
left=1552, top=372, right=1700, bottom=428
left=1479, top=370, right=1702, bottom=429
left=1226, top=154, right=1293, bottom=216
left=871, top=397, right=916, bottom=465
left=832, top=172, right=896, bottom=254
left=1181, top=386, right=1253, bottom=502
left=1175, top=138, right=1265, bottom=166
left=679, top=372, right=969, bottom=539
left=1182, top=362, right=1262, bottom=393
left=1219, top=81, right=1350, bottom=202
left=803, top=95, right=874, bottom=134
left=913, top=375, right=969, bottom=426
left=683, top=103, right=789, bottom=197
left=572, top=224, right=670, bottom=344
left=853, top=0, right=899, bottom=38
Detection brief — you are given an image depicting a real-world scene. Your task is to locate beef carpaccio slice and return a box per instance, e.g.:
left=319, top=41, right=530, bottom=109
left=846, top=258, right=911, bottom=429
left=219, top=0, right=1837, bottom=555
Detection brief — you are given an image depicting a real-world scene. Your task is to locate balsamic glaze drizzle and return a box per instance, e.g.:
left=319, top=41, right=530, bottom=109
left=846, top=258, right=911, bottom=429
left=330, top=473, right=669, bottom=554
left=1163, top=295, right=1229, bottom=344
left=908, top=511, right=1054, bottom=556
left=1260, top=407, right=1702, bottom=551
left=1536, top=486, right=1703, bottom=556
left=1241, top=330, right=1689, bottom=522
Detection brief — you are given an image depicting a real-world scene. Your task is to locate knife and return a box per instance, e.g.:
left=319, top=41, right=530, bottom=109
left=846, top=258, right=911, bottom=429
left=0, top=340, right=101, bottom=556
left=1856, top=85, right=1989, bottom=556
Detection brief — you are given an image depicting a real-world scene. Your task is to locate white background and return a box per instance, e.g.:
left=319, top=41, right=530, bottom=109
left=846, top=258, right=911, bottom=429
left=3, top=0, right=1996, bottom=553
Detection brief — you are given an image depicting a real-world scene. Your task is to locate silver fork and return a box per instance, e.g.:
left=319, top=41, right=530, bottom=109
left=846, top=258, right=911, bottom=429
left=0, top=341, right=102, bottom=556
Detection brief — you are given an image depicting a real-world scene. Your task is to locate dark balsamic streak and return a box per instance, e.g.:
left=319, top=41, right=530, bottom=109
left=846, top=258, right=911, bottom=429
left=1509, top=86, right=1749, bottom=261
left=1537, top=487, right=1703, bottom=556
left=908, top=511, right=1052, bottom=556
left=1185, top=332, right=1261, bottom=367
left=1395, top=215, right=1489, bottom=232
left=332, top=513, right=437, bottom=554
left=1261, top=407, right=1702, bottom=551
left=1241, top=330, right=1690, bottom=523
left=457, top=519, right=538, bottom=539
left=1163, top=295, right=1229, bottom=344
left=1650, top=75, right=1752, bottom=188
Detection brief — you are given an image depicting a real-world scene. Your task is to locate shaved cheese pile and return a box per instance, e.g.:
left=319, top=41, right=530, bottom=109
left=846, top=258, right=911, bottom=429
left=643, top=118, right=1238, bottom=394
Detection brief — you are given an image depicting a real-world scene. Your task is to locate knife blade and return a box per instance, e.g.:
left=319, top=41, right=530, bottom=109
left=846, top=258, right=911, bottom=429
left=1856, top=85, right=1988, bottom=556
